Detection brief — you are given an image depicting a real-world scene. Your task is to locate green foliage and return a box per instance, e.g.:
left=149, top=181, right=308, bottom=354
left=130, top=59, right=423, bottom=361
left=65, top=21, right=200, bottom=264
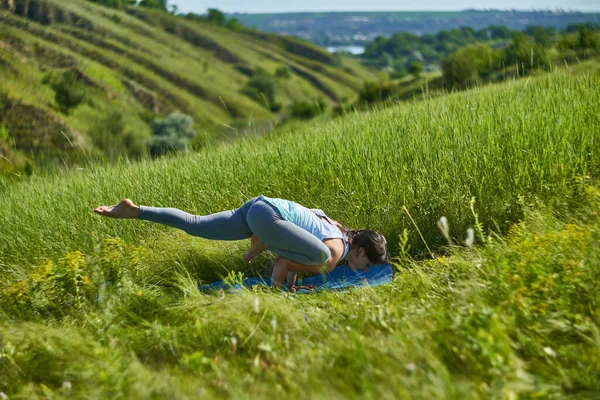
left=442, top=44, right=498, bottom=88
left=146, top=112, right=197, bottom=157
left=1, top=251, right=90, bottom=318
left=274, top=65, right=291, bottom=79
left=47, top=70, right=87, bottom=115
left=88, top=0, right=136, bottom=9
left=524, top=25, right=555, bottom=48
left=0, top=237, right=146, bottom=321
left=221, top=270, right=245, bottom=287
left=288, top=98, right=327, bottom=120
left=504, top=32, right=550, bottom=73
left=558, top=25, right=600, bottom=59
left=225, top=18, right=241, bottom=31
left=0, top=123, right=10, bottom=145
left=362, top=24, right=515, bottom=73
left=408, top=61, right=422, bottom=79
left=138, top=0, right=168, bottom=11
left=240, top=70, right=279, bottom=111
left=358, top=81, right=396, bottom=104
left=207, top=8, right=225, bottom=25
left=90, top=111, right=145, bottom=161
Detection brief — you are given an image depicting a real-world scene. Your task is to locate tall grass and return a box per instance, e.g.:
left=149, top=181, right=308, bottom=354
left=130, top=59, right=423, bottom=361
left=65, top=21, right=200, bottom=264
left=1, top=70, right=599, bottom=399
left=1, top=71, right=598, bottom=269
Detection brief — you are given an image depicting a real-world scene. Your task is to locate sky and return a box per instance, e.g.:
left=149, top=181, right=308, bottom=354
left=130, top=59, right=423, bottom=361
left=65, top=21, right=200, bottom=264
left=171, top=1, right=600, bottom=14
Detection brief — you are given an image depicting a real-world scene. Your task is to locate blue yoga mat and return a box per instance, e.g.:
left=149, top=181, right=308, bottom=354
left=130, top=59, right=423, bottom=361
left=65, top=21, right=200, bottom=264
left=199, top=263, right=394, bottom=293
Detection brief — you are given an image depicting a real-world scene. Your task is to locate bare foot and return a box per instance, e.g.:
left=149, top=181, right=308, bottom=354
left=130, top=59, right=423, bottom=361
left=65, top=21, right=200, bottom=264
left=94, top=199, right=140, bottom=219
left=242, top=234, right=268, bottom=263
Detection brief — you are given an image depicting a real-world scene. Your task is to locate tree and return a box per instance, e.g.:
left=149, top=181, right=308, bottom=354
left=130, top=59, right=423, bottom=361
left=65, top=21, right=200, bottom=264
left=49, top=70, right=87, bottom=115
left=578, top=25, right=600, bottom=57
left=146, top=112, right=197, bottom=157
left=138, top=0, right=168, bottom=11
left=525, top=25, right=554, bottom=48
left=207, top=8, right=225, bottom=25
left=504, top=32, right=549, bottom=73
left=409, top=61, right=423, bottom=79
left=442, top=51, right=479, bottom=89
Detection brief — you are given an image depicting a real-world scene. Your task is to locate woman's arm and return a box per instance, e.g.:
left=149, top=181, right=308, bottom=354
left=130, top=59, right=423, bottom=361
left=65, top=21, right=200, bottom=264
left=271, top=239, right=344, bottom=288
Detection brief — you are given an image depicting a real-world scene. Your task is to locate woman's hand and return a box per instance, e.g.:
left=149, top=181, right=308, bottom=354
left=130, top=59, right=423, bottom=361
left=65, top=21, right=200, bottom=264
left=290, top=284, right=316, bottom=293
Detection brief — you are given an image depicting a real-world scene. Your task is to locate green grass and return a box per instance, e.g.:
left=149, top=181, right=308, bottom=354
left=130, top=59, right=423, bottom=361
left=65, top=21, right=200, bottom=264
left=0, top=69, right=599, bottom=398
left=1, top=69, right=598, bottom=268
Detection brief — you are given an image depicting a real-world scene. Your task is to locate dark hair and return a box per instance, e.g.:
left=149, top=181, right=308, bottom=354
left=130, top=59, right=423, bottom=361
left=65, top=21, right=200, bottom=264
left=343, top=228, right=389, bottom=265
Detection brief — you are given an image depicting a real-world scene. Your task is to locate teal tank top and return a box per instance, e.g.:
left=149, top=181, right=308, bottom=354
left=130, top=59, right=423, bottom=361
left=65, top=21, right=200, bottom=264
left=258, top=195, right=350, bottom=260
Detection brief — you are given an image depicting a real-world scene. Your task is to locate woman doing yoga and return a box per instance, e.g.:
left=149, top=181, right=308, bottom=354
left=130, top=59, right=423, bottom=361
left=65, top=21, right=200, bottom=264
left=93, top=195, right=389, bottom=289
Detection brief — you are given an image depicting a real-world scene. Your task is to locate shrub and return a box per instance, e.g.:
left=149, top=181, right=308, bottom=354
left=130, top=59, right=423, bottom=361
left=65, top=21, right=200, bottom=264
left=90, top=111, right=146, bottom=161
left=146, top=112, right=197, bottom=157
left=409, top=61, right=423, bottom=79
left=48, top=70, right=87, bottom=115
left=241, top=70, right=279, bottom=110
left=275, top=65, right=291, bottom=79
left=358, top=81, right=396, bottom=104
left=288, top=98, right=327, bottom=120
left=442, top=44, right=499, bottom=88
left=226, top=18, right=241, bottom=31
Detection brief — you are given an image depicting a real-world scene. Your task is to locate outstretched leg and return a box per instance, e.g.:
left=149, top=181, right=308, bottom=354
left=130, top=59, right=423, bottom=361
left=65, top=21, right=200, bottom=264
left=94, top=197, right=263, bottom=241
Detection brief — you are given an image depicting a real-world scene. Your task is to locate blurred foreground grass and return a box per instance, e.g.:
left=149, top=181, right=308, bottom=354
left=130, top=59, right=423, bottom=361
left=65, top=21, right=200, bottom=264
left=1, top=188, right=598, bottom=399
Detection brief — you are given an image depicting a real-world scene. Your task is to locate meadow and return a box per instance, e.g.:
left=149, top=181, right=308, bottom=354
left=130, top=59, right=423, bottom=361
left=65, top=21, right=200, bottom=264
left=0, top=67, right=599, bottom=398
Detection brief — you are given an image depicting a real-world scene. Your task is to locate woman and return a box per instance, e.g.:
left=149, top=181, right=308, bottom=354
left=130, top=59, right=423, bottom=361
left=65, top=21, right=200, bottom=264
left=94, top=195, right=389, bottom=289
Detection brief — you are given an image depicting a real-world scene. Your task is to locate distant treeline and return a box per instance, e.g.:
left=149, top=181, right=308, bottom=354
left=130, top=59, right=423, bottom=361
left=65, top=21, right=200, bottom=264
left=349, top=23, right=600, bottom=112
left=362, top=23, right=600, bottom=77
left=232, top=10, right=600, bottom=47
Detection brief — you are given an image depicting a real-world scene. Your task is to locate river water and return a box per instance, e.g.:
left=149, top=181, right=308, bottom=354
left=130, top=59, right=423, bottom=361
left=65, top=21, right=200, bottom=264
left=325, top=45, right=365, bottom=55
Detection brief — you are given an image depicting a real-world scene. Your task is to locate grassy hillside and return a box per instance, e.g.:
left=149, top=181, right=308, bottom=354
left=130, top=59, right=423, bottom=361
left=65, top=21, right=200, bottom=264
left=0, top=0, right=380, bottom=171
left=0, top=68, right=599, bottom=398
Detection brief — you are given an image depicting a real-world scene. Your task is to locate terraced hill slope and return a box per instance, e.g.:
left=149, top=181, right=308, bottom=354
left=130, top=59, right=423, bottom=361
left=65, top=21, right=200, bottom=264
left=0, top=0, right=379, bottom=169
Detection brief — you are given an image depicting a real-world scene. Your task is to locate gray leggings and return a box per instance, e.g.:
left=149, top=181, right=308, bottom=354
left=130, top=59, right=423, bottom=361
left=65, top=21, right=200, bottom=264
left=138, top=196, right=331, bottom=265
